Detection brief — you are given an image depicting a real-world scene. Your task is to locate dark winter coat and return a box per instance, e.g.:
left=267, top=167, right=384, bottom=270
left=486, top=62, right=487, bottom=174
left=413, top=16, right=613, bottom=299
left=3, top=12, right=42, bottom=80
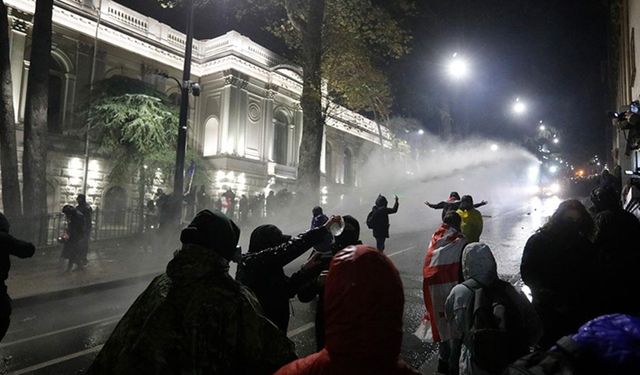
left=371, top=196, right=399, bottom=239
left=61, top=210, right=85, bottom=262
left=86, top=244, right=296, bottom=375
left=594, top=208, right=640, bottom=315
left=275, top=245, right=420, bottom=375
left=520, top=228, right=597, bottom=348
left=236, top=227, right=328, bottom=331
left=428, top=200, right=487, bottom=221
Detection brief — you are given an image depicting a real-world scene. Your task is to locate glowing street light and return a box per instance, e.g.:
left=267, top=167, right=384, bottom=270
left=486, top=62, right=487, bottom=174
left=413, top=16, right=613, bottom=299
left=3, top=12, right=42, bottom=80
left=539, top=124, right=546, bottom=131
left=447, top=53, right=470, bottom=81
left=490, top=144, right=499, bottom=152
left=553, top=138, right=560, bottom=144
left=513, top=97, right=526, bottom=115
left=418, top=129, right=425, bottom=135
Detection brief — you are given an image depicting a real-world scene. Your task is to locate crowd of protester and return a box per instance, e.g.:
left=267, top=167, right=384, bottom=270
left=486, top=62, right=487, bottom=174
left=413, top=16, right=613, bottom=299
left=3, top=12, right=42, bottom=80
left=1, top=177, right=639, bottom=374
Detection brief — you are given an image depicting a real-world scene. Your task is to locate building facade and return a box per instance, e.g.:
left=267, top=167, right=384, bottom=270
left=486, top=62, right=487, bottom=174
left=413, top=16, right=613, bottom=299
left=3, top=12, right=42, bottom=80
left=611, top=0, right=640, bottom=179
left=3, top=0, right=392, bottom=213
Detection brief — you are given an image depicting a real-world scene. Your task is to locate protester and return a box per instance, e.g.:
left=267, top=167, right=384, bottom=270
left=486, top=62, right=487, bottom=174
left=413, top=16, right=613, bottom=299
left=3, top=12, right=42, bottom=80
left=456, top=195, right=484, bottom=243
left=368, top=194, right=399, bottom=251
left=426, top=192, right=487, bottom=221
left=222, top=188, right=236, bottom=218
left=61, top=205, right=86, bottom=272
left=195, top=185, right=209, bottom=212
left=235, top=217, right=341, bottom=332
left=275, top=245, right=420, bottom=375
left=266, top=191, right=277, bottom=217
left=445, top=243, right=541, bottom=375
left=0, top=213, right=35, bottom=341
left=86, top=210, right=296, bottom=375
left=76, top=194, right=92, bottom=262
left=520, top=199, right=597, bottom=348
left=422, top=211, right=467, bottom=374
left=297, top=215, right=362, bottom=350
left=590, top=186, right=640, bottom=315
left=239, top=194, right=249, bottom=224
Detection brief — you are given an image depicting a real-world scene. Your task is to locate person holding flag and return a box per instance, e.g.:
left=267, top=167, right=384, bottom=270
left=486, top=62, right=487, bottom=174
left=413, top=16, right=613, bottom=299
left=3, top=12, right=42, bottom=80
left=422, top=212, right=467, bottom=375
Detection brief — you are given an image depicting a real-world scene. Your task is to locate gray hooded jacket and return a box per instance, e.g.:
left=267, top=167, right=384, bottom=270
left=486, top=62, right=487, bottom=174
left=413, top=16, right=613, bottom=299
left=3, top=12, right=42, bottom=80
left=445, top=243, right=541, bottom=375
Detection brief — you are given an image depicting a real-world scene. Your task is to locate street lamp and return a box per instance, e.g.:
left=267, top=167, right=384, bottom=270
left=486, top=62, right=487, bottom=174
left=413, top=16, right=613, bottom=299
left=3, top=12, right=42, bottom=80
left=418, top=129, right=425, bottom=135
left=553, top=137, right=559, bottom=144
left=447, top=53, right=470, bottom=81
left=513, top=97, right=526, bottom=115
left=490, top=144, right=499, bottom=152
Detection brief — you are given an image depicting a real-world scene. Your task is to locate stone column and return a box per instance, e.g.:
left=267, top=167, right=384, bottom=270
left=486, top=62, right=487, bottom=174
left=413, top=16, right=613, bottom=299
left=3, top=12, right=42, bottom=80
left=9, top=19, right=28, bottom=124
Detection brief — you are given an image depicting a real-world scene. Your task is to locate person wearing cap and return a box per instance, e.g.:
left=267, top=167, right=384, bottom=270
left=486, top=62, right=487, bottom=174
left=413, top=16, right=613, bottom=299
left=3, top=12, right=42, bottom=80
left=0, top=213, right=35, bottom=342
left=236, top=215, right=342, bottom=332
left=274, top=245, right=420, bottom=375
left=426, top=192, right=488, bottom=221
left=86, top=210, right=296, bottom=375
left=456, top=195, right=484, bottom=243
left=297, top=215, right=362, bottom=350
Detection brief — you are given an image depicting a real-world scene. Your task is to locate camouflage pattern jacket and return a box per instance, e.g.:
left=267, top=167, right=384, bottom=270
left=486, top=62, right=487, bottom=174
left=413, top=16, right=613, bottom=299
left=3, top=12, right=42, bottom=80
left=85, top=244, right=296, bottom=375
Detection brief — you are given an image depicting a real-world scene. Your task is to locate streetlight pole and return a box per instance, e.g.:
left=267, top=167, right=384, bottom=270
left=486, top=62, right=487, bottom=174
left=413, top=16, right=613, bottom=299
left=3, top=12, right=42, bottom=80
left=173, top=0, right=194, bottom=221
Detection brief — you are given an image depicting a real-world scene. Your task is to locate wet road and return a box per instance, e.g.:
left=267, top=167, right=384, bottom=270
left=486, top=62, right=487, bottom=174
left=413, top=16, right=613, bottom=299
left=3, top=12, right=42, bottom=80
left=0, top=197, right=557, bottom=374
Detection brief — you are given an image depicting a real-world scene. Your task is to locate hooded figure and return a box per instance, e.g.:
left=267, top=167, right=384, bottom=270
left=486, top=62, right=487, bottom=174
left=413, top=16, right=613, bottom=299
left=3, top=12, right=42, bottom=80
left=446, top=243, right=541, bottom=375
left=0, top=213, right=35, bottom=341
left=590, top=187, right=640, bottom=315
left=275, top=245, right=420, bottom=375
left=521, top=199, right=597, bottom=348
left=370, top=194, right=399, bottom=251
left=86, top=210, right=296, bottom=375
left=61, top=205, right=86, bottom=271
left=456, top=195, right=484, bottom=243
left=422, top=212, right=466, bottom=374
left=236, top=222, right=331, bottom=332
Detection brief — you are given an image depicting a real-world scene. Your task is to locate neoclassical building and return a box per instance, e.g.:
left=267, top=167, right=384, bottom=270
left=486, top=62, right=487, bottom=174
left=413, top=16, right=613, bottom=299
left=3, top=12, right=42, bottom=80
left=3, top=0, right=392, bottom=213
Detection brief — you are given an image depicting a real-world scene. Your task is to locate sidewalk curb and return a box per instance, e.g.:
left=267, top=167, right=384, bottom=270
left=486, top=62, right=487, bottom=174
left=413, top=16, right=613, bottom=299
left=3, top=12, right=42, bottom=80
left=12, top=271, right=162, bottom=309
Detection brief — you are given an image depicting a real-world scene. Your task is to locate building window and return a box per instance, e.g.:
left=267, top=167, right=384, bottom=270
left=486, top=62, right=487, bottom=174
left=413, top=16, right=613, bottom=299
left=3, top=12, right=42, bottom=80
left=102, top=186, right=127, bottom=226
left=344, top=148, right=354, bottom=186
left=326, top=142, right=333, bottom=183
left=203, top=117, right=219, bottom=156
left=48, top=57, right=65, bottom=134
left=273, top=110, right=289, bottom=165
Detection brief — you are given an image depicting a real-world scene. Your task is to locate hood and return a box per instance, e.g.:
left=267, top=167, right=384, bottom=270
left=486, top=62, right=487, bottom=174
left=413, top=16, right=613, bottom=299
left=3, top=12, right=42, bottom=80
left=324, top=245, right=404, bottom=362
left=375, top=195, right=388, bottom=207
left=166, top=244, right=230, bottom=286
left=248, top=224, right=291, bottom=253
left=461, top=242, right=498, bottom=286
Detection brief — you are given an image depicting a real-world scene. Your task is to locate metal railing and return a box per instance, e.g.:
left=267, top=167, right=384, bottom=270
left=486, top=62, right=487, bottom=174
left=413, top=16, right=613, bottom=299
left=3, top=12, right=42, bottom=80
left=13, top=208, right=144, bottom=248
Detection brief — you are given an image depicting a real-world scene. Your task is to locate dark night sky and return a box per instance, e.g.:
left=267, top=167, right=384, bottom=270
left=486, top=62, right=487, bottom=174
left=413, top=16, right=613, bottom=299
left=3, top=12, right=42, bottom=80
left=120, top=0, right=610, bottom=164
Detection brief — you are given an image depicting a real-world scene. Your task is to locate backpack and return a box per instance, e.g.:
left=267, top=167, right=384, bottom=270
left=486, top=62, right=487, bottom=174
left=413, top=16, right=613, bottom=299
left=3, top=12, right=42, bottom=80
left=366, top=207, right=377, bottom=229
left=463, top=279, right=529, bottom=373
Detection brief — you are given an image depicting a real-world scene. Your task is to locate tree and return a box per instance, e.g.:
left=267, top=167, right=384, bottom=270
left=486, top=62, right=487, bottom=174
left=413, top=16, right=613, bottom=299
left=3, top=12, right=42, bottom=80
left=22, top=0, right=53, bottom=222
left=0, top=1, right=22, bottom=219
left=88, top=91, right=179, bottom=219
left=251, top=0, right=414, bottom=198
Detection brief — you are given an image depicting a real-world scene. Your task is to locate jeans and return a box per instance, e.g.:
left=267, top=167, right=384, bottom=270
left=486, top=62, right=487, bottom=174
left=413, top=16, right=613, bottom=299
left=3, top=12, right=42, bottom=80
left=375, top=237, right=386, bottom=251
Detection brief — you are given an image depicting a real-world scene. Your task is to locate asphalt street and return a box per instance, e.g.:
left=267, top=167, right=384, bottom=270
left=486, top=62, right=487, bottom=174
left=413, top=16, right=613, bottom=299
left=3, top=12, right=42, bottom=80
left=0, top=197, right=557, bottom=374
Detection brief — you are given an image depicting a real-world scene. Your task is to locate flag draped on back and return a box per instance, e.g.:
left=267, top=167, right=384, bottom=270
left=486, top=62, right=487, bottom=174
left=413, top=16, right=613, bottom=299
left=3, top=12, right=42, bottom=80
left=422, top=223, right=466, bottom=342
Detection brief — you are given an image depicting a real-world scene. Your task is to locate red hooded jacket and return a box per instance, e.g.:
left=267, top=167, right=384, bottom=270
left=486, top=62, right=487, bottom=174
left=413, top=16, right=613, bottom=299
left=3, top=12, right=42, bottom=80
left=274, top=245, right=419, bottom=375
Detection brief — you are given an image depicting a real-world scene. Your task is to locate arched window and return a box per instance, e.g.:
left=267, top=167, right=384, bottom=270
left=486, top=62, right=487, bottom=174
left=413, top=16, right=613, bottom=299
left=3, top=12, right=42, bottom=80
left=344, top=148, right=354, bottom=186
left=273, top=110, right=289, bottom=165
left=103, top=186, right=127, bottom=225
left=203, top=117, right=219, bottom=156
left=46, top=181, right=57, bottom=214
left=325, top=142, right=333, bottom=183
left=48, top=56, right=66, bottom=133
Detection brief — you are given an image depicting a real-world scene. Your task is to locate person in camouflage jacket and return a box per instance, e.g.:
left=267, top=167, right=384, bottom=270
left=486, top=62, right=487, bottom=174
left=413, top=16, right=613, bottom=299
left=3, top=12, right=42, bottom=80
left=85, top=210, right=296, bottom=375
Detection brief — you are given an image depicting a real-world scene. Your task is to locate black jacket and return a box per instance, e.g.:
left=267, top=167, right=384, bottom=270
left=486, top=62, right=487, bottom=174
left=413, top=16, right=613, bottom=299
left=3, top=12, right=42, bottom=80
left=371, top=199, right=399, bottom=239
left=236, top=227, right=327, bottom=331
left=0, top=232, right=35, bottom=287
